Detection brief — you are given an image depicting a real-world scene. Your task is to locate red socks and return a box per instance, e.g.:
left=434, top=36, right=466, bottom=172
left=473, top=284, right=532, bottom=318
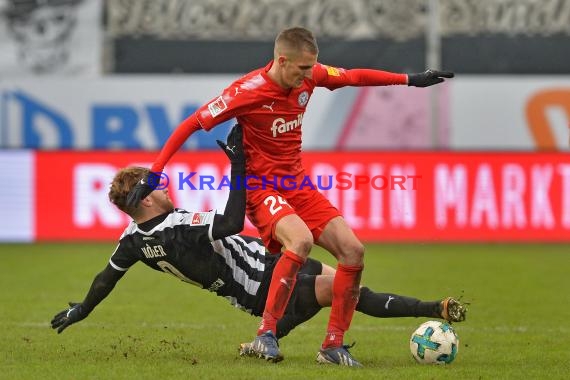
left=257, top=250, right=305, bottom=336
left=258, top=252, right=364, bottom=349
left=322, top=263, right=363, bottom=348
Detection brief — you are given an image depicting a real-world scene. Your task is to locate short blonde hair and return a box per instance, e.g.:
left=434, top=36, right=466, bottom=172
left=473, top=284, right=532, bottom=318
left=275, top=27, right=319, bottom=55
left=108, top=166, right=149, bottom=216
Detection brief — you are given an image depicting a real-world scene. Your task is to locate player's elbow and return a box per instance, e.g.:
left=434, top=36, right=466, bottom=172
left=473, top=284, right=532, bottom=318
left=227, top=219, right=245, bottom=235
left=212, top=217, right=245, bottom=239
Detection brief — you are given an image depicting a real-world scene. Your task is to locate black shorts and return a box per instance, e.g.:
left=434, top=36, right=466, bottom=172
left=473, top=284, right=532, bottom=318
left=299, top=257, right=323, bottom=276
left=284, top=272, right=319, bottom=317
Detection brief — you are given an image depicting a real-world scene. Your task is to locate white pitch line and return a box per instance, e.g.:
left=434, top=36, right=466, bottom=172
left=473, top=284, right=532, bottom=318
left=8, top=322, right=570, bottom=334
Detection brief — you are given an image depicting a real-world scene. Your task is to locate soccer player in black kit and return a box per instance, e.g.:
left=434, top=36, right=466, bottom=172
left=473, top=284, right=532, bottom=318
left=51, top=125, right=466, bottom=357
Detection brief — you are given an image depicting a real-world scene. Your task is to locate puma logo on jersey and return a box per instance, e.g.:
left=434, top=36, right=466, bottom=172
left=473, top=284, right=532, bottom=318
left=271, top=113, right=304, bottom=137
left=261, top=102, right=275, bottom=112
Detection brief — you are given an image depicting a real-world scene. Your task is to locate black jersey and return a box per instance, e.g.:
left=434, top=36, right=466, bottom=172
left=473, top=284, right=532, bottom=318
left=109, top=208, right=278, bottom=315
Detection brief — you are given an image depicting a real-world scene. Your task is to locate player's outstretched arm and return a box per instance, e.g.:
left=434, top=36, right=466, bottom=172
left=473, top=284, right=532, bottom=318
left=125, top=114, right=202, bottom=209
left=407, top=69, right=454, bottom=87
left=212, top=124, right=247, bottom=239
left=314, top=64, right=452, bottom=89
left=51, top=264, right=125, bottom=334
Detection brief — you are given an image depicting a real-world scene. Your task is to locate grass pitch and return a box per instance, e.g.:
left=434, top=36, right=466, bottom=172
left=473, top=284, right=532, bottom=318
left=1, top=242, right=569, bottom=379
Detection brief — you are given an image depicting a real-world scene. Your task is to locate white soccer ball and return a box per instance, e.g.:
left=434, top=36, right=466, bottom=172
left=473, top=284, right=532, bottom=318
left=409, top=320, right=459, bottom=364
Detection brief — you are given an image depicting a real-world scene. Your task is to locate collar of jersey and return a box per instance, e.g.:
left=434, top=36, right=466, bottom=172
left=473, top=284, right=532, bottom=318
left=137, top=211, right=171, bottom=233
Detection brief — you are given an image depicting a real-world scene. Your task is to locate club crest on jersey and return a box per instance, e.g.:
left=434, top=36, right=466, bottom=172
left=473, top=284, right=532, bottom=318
left=207, top=96, right=227, bottom=118
left=298, top=91, right=309, bottom=107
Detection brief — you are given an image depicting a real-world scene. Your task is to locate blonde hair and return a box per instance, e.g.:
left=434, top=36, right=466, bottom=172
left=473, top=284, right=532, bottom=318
left=275, top=27, right=319, bottom=56
left=108, top=166, right=149, bottom=216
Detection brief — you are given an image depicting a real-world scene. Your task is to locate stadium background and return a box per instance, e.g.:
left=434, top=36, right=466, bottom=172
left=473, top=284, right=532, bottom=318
left=1, top=0, right=569, bottom=243
left=2, top=2, right=570, bottom=379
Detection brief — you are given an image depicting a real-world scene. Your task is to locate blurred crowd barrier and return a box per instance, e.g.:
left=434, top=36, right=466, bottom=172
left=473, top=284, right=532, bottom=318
left=2, top=150, right=569, bottom=242
left=1, top=0, right=569, bottom=241
left=0, top=75, right=568, bottom=150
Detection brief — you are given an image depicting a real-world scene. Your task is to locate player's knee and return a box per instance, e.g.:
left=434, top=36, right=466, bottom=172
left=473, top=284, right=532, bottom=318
left=288, top=235, right=313, bottom=257
left=352, top=241, right=365, bottom=262
left=339, top=241, right=365, bottom=265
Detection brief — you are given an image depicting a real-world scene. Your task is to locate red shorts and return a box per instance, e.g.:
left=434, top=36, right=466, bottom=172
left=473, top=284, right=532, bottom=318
left=246, top=187, right=341, bottom=253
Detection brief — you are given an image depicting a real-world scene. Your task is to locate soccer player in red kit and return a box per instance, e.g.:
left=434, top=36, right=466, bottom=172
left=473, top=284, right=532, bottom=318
left=127, top=27, right=453, bottom=366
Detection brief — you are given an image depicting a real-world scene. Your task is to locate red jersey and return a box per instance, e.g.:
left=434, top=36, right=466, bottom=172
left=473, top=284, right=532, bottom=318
left=150, top=61, right=407, bottom=185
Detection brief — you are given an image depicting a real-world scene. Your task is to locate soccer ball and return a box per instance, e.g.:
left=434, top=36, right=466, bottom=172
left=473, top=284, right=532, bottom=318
left=409, top=320, right=459, bottom=364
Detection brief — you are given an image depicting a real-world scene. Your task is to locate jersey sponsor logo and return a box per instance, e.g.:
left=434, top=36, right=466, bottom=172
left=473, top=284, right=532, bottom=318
left=298, top=91, right=309, bottom=106
left=207, top=96, right=227, bottom=118
left=325, top=65, right=341, bottom=76
left=271, top=113, right=304, bottom=137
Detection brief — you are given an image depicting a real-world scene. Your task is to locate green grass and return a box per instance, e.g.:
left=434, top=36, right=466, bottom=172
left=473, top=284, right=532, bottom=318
left=1, top=243, right=569, bottom=379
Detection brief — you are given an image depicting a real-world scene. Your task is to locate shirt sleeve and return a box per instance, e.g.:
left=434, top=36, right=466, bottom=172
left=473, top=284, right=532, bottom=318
left=195, top=84, right=259, bottom=131
left=109, top=242, right=139, bottom=272
left=178, top=210, right=217, bottom=242
left=150, top=78, right=258, bottom=173
left=312, top=63, right=408, bottom=90
left=150, top=114, right=201, bottom=173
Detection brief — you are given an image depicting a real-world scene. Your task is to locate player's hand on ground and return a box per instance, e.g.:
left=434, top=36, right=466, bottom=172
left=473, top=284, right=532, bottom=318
left=408, top=69, right=454, bottom=87
left=51, top=302, right=88, bottom=334
left=125, top=171, right=161, bottom=208
left=217, top=124, right=245, bottom=165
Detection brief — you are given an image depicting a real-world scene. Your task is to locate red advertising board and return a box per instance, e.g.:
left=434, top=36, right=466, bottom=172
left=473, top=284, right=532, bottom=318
left=35, top=151, right=570, bottom=242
